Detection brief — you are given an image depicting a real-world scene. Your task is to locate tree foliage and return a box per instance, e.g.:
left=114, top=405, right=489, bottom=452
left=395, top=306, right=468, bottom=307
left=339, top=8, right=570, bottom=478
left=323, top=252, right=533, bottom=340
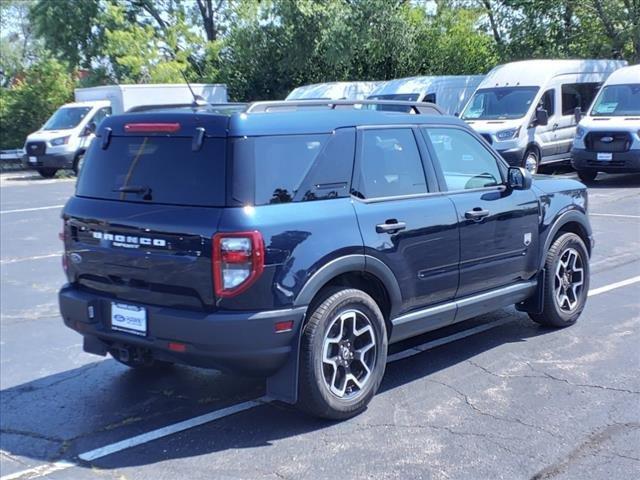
left=0, top=0, right=638, bottom=147
left=0, top=58, right=74, bottom=149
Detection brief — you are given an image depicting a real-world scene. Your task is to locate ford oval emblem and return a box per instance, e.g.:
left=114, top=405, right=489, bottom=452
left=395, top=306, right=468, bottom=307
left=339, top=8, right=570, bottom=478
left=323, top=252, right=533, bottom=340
left=600, top=136, right=614, bottom=143
left=69, top=253, right=82, bottom=264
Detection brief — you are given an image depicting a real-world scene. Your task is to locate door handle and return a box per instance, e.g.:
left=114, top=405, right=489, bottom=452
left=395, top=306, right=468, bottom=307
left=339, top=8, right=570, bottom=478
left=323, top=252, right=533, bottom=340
left=465, top=208, right=490, bottom=221
left=376, top=220, right=406, bottom=234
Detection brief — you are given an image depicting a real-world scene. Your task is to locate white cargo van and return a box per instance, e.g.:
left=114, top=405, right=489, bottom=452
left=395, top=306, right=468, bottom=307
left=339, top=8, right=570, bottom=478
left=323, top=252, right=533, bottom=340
left=571, top=64, right=640, bottom=182
left=23, top=83, right=227, bottom=177
left=367, top=75, right=485, bottom=115
left=461, top=60, right=627, bottom=173
left=286, top=81, right=381, bottom=101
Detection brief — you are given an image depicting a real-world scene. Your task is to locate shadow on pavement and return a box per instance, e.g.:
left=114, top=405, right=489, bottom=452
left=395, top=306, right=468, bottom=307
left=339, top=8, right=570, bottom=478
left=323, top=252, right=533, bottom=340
left=0, top=310, right=560, bottom=470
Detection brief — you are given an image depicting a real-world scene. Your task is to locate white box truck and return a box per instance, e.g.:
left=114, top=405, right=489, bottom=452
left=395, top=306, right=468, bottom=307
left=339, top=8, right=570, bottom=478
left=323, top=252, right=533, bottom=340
left=23, top=83, right=227, bottom=177
left=460, top=59, right=626, bottom=173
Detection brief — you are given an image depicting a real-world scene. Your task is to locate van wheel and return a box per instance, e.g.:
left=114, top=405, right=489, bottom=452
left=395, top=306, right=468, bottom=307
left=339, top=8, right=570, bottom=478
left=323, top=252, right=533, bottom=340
left=37, top=168, right=58, bottom=178
left=298, top=288, right=387, bottom=420
left=523, top=148, right=539, bottom=174
left=529, top=232, right=589, bottom=328
left=577, top=169, right=597, bottom=183
left=72, top=153, right=85, bottom=176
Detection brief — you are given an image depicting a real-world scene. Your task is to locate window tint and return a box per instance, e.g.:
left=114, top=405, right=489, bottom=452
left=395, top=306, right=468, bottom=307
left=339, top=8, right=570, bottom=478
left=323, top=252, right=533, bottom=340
left=539, top=89, right=555, bottom=116
left=423, top=93, right=436, bottom=104
left=77, top=136, right=226, bottom=206
left=561, top=83, right=600, bottom=115
left=231, top=130, right=355, bottom=206
left=90, top=107, right=111, bottom=128
left=356, top=128, right=427, bottom=199
left=424, top=128, right=502, bottom=191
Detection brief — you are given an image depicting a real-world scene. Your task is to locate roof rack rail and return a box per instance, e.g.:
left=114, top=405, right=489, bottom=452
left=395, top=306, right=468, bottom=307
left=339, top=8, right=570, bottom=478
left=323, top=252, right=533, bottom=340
left=245, top=99, right=444, bottom=115
left=127, top=102, right=247, bottom=113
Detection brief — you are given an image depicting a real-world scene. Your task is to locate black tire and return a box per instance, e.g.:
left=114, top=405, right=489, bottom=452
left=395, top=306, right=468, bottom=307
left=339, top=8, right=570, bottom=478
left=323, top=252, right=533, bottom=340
left=298, top=288, right=388, bottom=420
left=37, top=168, right=58, bottom=178
left=523, top=148, right=540, bottom=174
left=72, top=153, right=85, bottom=176
left=529, top=232, right=590, bottom=328
left=577, top=169, right=598, bottom=183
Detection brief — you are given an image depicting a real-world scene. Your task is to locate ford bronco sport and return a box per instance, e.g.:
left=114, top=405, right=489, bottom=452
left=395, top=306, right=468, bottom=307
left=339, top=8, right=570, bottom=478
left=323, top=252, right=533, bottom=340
left=59, top=100, right=593, bottom=419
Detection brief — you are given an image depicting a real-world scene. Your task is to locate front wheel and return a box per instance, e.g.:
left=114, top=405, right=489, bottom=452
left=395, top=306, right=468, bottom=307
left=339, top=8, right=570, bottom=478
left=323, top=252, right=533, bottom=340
left=529, top=232, right=590, bottom=328
left=523, top=148, right=539, bottom=174
left=577, top=169, right=598, bottom=183
left=298, top=288, right=388, bottom=420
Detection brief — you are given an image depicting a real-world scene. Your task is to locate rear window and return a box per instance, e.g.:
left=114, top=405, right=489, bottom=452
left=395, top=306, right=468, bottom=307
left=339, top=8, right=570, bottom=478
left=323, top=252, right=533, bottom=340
left=76, top=136, right=226, bottom=207
left=231, top=129, right=355, bottom=206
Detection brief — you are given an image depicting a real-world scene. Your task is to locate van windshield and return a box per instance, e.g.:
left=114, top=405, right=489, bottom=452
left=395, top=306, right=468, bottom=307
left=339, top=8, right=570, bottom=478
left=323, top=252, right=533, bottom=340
left=43, top=107, right=92, bottom=130
left=462, top=87, right=539, bottom=120
left=590, top=84, right=640, bottom=116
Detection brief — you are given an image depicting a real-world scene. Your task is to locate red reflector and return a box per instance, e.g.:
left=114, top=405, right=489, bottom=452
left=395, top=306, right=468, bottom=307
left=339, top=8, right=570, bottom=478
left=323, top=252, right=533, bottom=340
left=124, top=123, right=181, bottom=133
left=275, top=320, right=294, bottom=333
left=221, top=250, right=251, bottom=264
left=168, top=342, right=187, bottom=352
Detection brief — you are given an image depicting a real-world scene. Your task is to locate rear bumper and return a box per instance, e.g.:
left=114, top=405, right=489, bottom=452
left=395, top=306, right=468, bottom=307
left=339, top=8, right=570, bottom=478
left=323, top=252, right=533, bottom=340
left=59, top=284, right=306, bottom=376
left=571, top=148, right=640, bottom=173
left=22, top=152, right=75, bottom=169
left=496, top=147, right=525, bottom=166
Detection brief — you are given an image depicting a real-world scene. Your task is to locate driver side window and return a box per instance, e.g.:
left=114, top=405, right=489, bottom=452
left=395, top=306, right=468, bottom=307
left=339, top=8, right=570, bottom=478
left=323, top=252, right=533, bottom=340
left=539, top=89, right=555, bottom=116
left=423, top=128, right=502, bottom=191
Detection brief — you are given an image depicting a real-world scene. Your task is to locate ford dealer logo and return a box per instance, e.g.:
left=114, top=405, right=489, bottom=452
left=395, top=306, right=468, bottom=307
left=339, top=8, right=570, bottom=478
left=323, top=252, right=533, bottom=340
left=600, top=136, right=614, bottom=143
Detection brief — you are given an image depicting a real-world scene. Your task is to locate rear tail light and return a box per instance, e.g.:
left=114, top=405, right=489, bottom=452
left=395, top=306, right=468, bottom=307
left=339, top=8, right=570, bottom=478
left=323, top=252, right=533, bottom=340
left=213, top=231, right=264, bottom=298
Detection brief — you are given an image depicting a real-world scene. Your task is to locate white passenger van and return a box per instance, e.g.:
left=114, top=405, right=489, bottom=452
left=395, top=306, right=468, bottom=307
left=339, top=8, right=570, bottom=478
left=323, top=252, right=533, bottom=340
left=367, top=75, right=485, bottom=115
left=285, top=81, right=381, bottom=101
left=461, top=60, right=627, bottom=173
left=23, top=84, right=227, bottom=178
left=571, top=64, right=640, bottom=182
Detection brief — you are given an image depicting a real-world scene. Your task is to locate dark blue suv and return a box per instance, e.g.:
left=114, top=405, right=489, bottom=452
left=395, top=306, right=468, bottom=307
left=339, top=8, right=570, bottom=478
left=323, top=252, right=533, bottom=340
left=59, top=100, right=593, bottom=419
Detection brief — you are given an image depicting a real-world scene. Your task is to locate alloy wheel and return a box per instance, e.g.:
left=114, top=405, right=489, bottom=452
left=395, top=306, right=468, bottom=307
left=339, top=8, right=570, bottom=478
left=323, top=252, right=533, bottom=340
left=322, top=309, right=377, bottom=399
left=554, top=247, right=585, bottom=312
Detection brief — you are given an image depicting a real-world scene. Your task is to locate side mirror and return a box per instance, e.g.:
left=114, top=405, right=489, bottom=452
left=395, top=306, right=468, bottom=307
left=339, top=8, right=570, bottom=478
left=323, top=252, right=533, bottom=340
left=454, top=112, right=460, bottom=117
left=507, top=166, right=533, bottom=190
left=535, top=108, right=549, bottom=126
left=82, top=122, right=97, bottom=136
left=574, top=106, right=582, bottom=123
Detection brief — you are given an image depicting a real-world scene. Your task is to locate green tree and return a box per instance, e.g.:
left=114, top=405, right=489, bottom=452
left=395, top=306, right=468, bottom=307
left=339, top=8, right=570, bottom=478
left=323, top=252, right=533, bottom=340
left=0, top=57, right=74, bottom=149
left=30, top=0, right=102, bottom=69
left=0, top=0, right=42, bottom=87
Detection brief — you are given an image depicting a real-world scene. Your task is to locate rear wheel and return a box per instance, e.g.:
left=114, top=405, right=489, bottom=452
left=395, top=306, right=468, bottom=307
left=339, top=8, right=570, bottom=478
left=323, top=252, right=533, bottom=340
left=529, top=232, right=589, bottom=328
left=298, top=288, right=387, bottom=420
left=577, top=169, right=598, bottom=183
left=523, top=148, right=539, bottom=174
left=37, top=168, right=57, bottom=178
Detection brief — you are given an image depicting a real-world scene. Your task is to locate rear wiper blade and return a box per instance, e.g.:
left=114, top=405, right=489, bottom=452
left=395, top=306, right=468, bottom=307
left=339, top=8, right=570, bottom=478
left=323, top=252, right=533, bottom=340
left=113, top=185, right=150, bottom=194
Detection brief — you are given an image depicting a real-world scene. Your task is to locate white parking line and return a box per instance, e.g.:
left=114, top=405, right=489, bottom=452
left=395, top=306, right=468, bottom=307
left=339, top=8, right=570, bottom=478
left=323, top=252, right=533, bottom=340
left=590, top=213, right=640, bottom=219
left=2, top=274, right=639, bottom=480
left=588, top=275, right=640, bottom=297
left=0, top=205, right=64, bottom=215
left=0, top=253, right=62, bottom=265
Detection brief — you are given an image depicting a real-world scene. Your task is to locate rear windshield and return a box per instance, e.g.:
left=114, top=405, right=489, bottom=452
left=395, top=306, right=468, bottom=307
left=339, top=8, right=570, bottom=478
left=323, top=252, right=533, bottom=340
left=76, top=136, right=226, bottom=207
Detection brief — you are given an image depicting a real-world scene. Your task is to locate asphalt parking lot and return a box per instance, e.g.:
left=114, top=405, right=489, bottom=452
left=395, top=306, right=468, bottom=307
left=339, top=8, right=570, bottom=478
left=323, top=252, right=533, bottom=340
left=1, top=170, right=639, bottom=480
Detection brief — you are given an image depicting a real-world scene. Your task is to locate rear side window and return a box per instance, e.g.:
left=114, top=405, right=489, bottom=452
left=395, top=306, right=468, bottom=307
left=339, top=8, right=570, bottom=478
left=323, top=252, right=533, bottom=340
left=76, top=136, right=226, bottom=206
left=231, top=129, right=355, bottom=205
left=355, top=128, right=427, bottom=199
left=423, top=128, right=502, bottom=191
left=561, top=83, right=600, bottom=115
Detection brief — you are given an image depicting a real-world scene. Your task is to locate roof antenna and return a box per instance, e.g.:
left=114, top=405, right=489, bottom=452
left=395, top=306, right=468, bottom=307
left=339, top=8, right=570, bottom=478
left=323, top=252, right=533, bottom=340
left=181, top=70, right=208, bottom=108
